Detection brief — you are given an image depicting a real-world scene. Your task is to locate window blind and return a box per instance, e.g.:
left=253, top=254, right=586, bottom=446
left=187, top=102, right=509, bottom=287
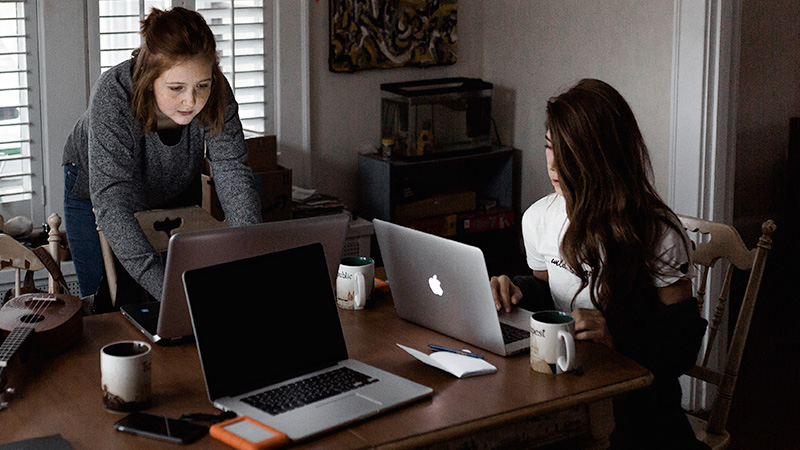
left=197, top=0, right=266, bottom=134
left=0, top=0, right=35, bottom=202
left=98, top=1, right=169, bottom=72
left=98, top=0, right=267, bottom=134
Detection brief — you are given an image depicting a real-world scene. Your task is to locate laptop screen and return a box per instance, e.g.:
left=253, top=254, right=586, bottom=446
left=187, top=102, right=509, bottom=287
left=183, top=243, right=349, bottom=400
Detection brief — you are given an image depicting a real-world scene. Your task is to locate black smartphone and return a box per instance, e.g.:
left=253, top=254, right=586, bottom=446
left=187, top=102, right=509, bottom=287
left=113, top=412, right=208, bottom=444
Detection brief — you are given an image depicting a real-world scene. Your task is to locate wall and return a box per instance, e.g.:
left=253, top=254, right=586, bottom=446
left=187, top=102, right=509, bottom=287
left=26, top=1, right=702, bottom=227
left=305, top=0, right=485, bottom=213
left=735, top=0, right=800, bottom=244
left=303, top=0, right=676, bottom=214
left=38, top=0, right=89, bottom=226
left=480, top=0, right=675, bottom=210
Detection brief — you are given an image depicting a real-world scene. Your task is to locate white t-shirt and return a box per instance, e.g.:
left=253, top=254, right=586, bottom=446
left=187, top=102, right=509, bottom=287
left=522, top=192, right=695, bottom=313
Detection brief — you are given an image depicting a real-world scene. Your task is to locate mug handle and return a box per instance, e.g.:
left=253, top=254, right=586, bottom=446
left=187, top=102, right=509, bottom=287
left=556, top=330, right=575, bottom=373
left=353, top=272, right=366, bottom=309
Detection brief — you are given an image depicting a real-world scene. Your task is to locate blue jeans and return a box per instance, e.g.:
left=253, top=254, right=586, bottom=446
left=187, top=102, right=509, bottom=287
left=63, top=164, right=103, bottom=297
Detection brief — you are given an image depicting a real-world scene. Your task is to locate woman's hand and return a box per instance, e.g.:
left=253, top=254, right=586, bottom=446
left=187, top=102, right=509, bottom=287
left=490, top=275, right=522, bottom=313
left=571, top=308, right=614, bottom=349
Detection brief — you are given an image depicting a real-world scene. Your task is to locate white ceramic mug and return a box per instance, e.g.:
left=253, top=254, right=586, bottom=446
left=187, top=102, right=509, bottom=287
left=100, top=340, right=152, bottom=412
left=530, top=310, right=576, bottom=374
left=336, top=256, right=375, bottom=310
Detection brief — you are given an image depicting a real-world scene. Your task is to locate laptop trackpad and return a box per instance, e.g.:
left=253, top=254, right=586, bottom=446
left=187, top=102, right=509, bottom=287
left=316, top=393, right=382, bottom=417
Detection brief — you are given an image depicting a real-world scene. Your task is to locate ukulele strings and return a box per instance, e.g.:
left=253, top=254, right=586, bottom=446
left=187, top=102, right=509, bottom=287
left=0, top=294, right=57, bottom=366
left=26, top=293, right=57, bottom=321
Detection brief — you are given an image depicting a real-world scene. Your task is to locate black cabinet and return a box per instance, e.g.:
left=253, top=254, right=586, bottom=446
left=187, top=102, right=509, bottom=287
left=357, top=146, right=525, bottom=275
left=358, top=146, right=518, bottom=220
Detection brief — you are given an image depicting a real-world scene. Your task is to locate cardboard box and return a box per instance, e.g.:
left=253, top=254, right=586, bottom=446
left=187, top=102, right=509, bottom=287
left=457, top=206, right=515, bottom=234
left=254, top=167, right=292, bottom=222
left=202, top=168, right=292, bottom=223
left=245, top=135, right=277, bottom=171
left=393, top=191, right=476, bottom=222
left=400, top=214, right=458, bottom=237
left=202, top=135, right=291, bottom=223
left=201, top=135, right=278, bottom=175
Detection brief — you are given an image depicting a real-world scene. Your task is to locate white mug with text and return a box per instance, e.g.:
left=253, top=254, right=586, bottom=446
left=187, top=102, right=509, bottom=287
left=530, top=310, right=576, bottom=374
left=336, top=256, right=375, bottom=310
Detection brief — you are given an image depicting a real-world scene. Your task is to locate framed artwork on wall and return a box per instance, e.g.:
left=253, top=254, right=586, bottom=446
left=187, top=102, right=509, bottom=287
left=329, top=0, right=457, bottom=73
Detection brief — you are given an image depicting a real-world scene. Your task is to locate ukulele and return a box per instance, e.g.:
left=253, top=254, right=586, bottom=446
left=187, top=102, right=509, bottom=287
left=0, top=292, right=83, bottom=410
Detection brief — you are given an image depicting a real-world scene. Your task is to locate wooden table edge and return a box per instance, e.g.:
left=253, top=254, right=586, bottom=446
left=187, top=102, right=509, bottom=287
left=371, top=372, right=654, bottom=449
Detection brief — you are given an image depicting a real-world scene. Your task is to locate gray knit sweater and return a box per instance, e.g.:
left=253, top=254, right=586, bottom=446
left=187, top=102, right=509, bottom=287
left=62, top=58, right=262, bottom=300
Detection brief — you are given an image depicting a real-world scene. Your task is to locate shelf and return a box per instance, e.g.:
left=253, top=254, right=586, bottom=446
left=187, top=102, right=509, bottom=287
left=357, top=146, right=519, bottom=225
left=357, top=145, right=524, bottom=275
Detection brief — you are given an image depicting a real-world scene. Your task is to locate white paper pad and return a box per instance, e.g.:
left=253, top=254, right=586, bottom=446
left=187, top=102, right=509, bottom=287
left=397, top=343, right=497, bottom=378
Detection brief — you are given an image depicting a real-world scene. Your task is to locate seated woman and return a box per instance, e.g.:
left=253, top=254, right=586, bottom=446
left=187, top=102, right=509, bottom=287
left=491, top=79, right=709, bottom=449
left=62, top=7, right=261, bottom=304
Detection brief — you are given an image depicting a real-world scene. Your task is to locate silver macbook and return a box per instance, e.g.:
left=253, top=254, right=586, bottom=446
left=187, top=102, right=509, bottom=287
left=373, top=219, right=532, bottom=356
left=182, top=243, right=432, bottom=442
left=120, top=213, right=349, bottom=344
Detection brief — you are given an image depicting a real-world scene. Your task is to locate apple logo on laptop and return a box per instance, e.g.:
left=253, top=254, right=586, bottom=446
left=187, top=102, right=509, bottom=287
left=428, top=275, right=444, bottom=296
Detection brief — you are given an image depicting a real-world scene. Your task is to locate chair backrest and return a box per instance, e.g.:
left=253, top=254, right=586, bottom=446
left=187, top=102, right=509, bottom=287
left=678, top=215, right=776, bottom=435
left=97, top=206, right=225, bottom=306
left=0, top=213, right=65, bottom=298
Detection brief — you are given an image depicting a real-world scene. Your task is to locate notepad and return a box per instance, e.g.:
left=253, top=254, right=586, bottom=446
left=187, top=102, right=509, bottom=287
left=397, top=344, right=497, bottom=378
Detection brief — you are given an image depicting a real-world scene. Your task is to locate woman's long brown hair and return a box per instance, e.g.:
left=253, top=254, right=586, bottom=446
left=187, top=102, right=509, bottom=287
left=130, top=7, right=226, bottom=135
left=545, top=79, right=686, bottom=316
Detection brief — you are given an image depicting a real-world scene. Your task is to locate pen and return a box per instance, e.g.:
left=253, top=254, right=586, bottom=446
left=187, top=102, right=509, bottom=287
left=428, top=344, right=484, bottom=359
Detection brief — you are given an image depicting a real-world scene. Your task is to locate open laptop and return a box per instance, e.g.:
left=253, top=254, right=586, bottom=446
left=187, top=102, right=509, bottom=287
left=120, top=213, right=349, bottom=344
left=373, top=219, right=532, bottom=356
left=182, top=242, right=433, bottom=442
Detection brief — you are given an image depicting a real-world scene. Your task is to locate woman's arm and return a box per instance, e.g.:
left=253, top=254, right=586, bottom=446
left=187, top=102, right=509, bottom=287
left=88, top=66, right=167, bottom=300
left=573, top=278, right=695, bottom=349
left=204, top=80, right=262, bottom=227
left=612, top=296, right=707, bottom=378
left=572, top=308, right=614, bottom=348
left=490, top=274, right=523, bottom=312
left=657, top=278, right=693, bottom=305
left=491, top=270, right=550, bottom=312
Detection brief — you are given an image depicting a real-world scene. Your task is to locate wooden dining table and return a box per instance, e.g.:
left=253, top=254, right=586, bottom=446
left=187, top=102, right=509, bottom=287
left=1, top=282, right=651, bottom=449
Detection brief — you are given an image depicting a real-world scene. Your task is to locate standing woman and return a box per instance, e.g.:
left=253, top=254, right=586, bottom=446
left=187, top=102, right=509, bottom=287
left=62, top=7, right=261, bottom=302
left=491, top=79, right=709, bottom=449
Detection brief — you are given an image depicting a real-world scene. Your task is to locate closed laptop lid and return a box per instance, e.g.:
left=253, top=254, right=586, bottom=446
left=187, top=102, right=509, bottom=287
left=182, top=243, right=349, bottom=401
left=373, top=219, right=509, bottom=355
left=156, top=213, right=349, bottom=341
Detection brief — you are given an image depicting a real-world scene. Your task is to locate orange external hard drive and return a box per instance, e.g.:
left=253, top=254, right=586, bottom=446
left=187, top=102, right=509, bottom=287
left=210, top=416, right=290, bottom=450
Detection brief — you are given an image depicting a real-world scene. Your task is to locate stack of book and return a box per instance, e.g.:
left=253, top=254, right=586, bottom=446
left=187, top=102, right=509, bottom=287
left=291, top=187, right=345, bottom=218
left=395, top=191, right=514, bottom=237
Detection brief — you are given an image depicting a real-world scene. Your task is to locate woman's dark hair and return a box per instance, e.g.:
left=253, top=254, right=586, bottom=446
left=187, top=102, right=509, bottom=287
left=545, top=78, right=686, bottom=314
left=130, top=7, right=226, bottom=134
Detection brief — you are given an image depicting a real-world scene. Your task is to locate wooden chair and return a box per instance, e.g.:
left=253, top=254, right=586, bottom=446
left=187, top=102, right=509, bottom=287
left=678, top=215, right=776, bottom=449
left=97, top=205, right=225, bottom=307
left=0, top=213, right=67, bottom=299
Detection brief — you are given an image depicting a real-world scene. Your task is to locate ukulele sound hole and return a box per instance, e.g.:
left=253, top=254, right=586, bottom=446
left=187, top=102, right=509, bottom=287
left=20, top=314, right=45, bottom=324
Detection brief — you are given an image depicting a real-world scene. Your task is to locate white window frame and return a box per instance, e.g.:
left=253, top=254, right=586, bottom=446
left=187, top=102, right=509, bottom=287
left=0, top=0, right=45, bottom=223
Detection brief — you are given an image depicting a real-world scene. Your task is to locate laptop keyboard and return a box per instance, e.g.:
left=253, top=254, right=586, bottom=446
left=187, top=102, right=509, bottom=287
left=500, top=322, right=530, bottom=344
left=241, top=367, right=379, bottom=416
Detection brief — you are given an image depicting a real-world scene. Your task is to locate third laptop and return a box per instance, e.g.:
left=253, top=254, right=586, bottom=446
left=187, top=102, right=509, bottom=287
left=120, top=213, right=349, bottom=344
left=373, top=218, right=532, bottom=356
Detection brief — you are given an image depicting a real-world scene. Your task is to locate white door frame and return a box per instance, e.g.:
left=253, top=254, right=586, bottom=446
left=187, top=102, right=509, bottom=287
left=273, top=0, right=311, bottom=187
left=670, top=0, right=741, bottom=410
